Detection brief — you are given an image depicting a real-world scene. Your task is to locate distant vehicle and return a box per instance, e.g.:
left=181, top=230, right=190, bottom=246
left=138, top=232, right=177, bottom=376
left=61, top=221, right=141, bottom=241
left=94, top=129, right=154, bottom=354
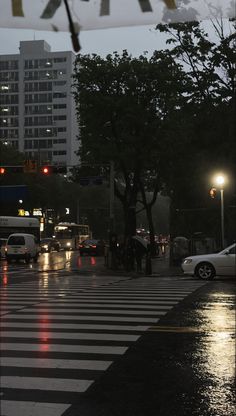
left=182, top=243, right=236, bottom=280
left=54, top=222, right=90, bottom=250
left=5, top=233, right=40, bottom=264
left=0, top=238, right=7, bottom=259
left=0, top=216, right=40, bottom=243
left=79, top=239, right=105, bottom=256
left=40, top=238, right=61, bottom=253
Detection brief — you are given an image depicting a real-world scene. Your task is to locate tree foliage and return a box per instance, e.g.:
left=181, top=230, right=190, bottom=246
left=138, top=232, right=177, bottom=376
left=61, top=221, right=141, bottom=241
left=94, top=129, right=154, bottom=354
left=72, top=20, right=235, bottom=245
left=72, top=49, right=186, bottom=244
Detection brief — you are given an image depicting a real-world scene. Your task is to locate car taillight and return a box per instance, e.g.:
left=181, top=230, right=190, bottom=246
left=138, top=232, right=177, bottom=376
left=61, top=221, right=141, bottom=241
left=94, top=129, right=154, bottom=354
left=79, top=244, right=83, bottom=248
left=91, top=245, right=97, bottom=248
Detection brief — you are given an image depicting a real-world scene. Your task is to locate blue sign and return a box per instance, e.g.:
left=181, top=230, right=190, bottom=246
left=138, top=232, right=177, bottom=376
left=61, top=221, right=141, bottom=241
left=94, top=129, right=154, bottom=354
left=0, top=185, right=28, bottom=201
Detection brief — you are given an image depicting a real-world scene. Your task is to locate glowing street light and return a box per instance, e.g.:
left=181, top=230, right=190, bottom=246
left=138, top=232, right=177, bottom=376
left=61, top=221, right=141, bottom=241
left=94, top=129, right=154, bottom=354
left=214, top=174, right=226, bottom=248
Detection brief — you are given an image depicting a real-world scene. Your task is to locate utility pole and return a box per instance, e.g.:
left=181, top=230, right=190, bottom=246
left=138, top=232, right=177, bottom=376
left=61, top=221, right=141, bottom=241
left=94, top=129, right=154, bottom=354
left=109, top=160, right=115, bottom=233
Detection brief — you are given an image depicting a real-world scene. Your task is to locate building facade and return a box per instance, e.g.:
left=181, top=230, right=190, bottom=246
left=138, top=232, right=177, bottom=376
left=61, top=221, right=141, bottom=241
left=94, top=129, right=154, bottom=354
left=0, top=40, right=79, bottom=167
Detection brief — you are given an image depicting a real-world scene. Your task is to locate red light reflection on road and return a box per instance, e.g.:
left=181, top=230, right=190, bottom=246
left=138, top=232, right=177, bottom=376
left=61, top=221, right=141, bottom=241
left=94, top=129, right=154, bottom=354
left=3, top=274, right=8, bottom=285
left=40, top=343, right=50, bottom=352
left=90, top=257, right=96, bottom=265
left=38, top=316, right=51, bottom=351
left=77, top=256, right=82, bottom=267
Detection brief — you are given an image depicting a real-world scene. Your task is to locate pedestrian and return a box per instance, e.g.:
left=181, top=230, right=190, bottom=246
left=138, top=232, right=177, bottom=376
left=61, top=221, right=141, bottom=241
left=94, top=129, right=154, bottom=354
left=133, top=240, right=146, bottom=272
left=124, top=236, right=135, bottom=272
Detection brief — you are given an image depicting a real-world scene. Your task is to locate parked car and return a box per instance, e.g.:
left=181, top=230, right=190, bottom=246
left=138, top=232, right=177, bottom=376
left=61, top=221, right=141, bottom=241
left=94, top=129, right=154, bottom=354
left=79, top=239, right=105, bottom=256
left=5, top=233, right=40, bottom=264
left=40, top=238, right=61, bottom=253
left=182, top=243, right=236, bottom=280
left=0, top=238, right=7, bottom=259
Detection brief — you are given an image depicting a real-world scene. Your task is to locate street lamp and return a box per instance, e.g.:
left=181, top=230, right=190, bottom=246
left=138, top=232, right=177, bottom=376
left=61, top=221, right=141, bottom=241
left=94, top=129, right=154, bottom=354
left=214, top=174, right=226, bottom=248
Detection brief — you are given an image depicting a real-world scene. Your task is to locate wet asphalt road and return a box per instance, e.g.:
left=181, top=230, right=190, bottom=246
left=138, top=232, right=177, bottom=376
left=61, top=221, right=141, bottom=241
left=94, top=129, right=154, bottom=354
left=0, top=252, right=235, bottom=416
left=62, top=278, right=235, bottom=416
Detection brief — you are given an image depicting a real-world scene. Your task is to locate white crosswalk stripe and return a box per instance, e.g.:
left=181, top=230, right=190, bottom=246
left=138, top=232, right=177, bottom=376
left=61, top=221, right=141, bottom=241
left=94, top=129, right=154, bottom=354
left=0, top=273, right=206, bottom=416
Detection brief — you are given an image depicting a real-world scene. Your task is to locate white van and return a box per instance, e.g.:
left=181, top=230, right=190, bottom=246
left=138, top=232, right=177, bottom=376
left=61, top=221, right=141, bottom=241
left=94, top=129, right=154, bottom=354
left=5, top=233, right=40, bottom=264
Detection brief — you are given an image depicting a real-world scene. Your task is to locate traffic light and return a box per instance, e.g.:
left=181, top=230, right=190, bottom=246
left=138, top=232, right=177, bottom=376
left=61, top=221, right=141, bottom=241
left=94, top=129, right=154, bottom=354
left=41, top=165, right=52, bottom=175
left=210, top=187, right=217, bottom=198
left=40, top=165, right=67, bottom=175
left=0, top=166, right=23, bottom=174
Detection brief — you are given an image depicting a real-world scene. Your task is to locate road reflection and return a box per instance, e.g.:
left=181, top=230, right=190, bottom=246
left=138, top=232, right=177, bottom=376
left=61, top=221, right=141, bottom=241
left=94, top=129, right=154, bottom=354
left=38, top=251, right=70, bottom=271
left=192, top=293, right=235, bottom=415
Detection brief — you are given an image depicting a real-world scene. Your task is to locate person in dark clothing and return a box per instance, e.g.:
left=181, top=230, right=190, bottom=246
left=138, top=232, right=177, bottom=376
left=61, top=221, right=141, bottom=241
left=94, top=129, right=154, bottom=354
left=124, top=236, right=135, bottom=272
left=133, top=239, right=146, bottom=272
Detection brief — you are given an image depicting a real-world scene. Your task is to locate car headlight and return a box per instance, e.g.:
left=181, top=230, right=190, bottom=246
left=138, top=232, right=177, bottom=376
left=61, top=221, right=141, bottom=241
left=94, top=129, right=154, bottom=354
left=42, top=244, right=48, bottom=249
left=183, top=259, right=192, bottom=264
left=66, top=242, right=71, bottom=246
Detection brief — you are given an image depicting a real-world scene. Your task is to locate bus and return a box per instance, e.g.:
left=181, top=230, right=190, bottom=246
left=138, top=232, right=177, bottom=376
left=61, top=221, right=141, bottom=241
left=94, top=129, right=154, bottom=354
left=54, top=222, right=90, bottom=250
left=0, top=216, right=40, bottom=243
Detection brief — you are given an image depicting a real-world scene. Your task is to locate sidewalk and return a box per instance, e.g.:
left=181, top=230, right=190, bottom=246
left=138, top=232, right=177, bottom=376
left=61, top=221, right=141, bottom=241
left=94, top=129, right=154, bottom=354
left=100, top=254, right=183, bottom=277
left=150, top=255, right=183, bottom=277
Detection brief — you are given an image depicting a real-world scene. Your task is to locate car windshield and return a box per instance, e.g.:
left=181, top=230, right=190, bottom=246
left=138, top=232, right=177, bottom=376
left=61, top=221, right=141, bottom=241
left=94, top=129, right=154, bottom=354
left=8, top=236, right=25, bottom=245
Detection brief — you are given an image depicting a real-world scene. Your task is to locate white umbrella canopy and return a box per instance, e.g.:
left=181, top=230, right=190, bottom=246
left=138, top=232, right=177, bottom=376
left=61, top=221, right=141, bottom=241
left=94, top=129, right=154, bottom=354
left=1, top=1, right=234, bottom=32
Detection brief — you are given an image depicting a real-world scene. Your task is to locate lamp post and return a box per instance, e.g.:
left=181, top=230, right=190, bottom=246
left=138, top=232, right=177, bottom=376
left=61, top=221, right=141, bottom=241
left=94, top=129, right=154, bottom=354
left=214, top=174, right=225, bottom=248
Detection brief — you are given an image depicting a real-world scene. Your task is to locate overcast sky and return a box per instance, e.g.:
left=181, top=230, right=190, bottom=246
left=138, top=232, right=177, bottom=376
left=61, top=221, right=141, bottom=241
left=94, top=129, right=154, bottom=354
left=0, top=18, right=233, bottom=58
left=0, top=25, right=167, bottom=57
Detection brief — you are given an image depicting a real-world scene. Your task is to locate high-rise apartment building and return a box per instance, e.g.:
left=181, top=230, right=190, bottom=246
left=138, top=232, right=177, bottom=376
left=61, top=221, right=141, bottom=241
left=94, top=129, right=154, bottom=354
left=0, top=40, right=79, bottom=167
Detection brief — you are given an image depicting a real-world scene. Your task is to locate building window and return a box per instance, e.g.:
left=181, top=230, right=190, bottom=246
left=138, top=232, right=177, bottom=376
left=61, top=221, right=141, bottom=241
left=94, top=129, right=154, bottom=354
left=54, top=57, right=67, bottom=62
left=53, top=150, right=67, bottom=155
left=0, top=60, right=18, bottom=70
left=53, top=81, right=67, bottom=86
left=53, top=92, right=67, bottom=99
left=53, top=104, right=67, bottom=109
left=54, top=115, right=67, bottom=121
left=53, top=139, right=66, bottom=144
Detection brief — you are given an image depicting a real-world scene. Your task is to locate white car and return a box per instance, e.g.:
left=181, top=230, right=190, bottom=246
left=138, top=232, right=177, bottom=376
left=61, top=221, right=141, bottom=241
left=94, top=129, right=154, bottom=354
left=182, top=243, right=236, bottom=280
left=5, top=233, right=40, bottom=264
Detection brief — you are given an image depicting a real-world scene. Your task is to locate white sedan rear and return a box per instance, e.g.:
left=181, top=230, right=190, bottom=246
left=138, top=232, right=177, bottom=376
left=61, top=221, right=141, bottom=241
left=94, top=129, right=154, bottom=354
left=182, top=243, right=236, bottom=280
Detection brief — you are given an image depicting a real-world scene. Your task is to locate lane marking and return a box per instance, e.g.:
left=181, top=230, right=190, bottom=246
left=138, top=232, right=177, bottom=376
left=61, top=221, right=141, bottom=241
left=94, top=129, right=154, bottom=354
left=0, top=330, right=139, bottom=342
left=1, top=376, right=93, bottom=392
left=0, top=400, right=70, bottom=416
left=0, top=342, right=128, bottom=355
left=1, top=357, right=112, bottom=370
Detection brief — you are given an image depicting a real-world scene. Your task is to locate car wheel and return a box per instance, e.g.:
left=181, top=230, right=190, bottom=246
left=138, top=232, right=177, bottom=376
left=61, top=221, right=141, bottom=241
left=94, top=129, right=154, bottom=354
left=195, top=262, right=215, bottom=280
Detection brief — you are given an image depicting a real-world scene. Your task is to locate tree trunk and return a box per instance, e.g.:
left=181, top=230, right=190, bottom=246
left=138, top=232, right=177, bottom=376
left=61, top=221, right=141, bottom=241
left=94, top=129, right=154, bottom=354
left=146, top=204, right=156, bottom=256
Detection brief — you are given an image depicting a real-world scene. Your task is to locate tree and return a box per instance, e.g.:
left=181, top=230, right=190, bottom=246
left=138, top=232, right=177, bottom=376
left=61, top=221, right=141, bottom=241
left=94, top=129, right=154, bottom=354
left=72, top=50, right=186, bottom=248
left=155, top=20, right=236, bottom=243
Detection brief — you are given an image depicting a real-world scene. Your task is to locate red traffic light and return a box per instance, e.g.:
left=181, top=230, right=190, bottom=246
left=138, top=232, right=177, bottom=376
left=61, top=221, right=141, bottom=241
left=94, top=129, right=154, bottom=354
left=43, top=166, right=49, bottom=174
left=0, top=167, right=6, bottom=174
left=41, top=166, right=52, bottom=175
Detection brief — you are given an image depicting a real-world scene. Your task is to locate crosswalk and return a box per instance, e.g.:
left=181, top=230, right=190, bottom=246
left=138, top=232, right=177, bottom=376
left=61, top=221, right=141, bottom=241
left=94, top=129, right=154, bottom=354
left=0, top=272, right=207, bottom=416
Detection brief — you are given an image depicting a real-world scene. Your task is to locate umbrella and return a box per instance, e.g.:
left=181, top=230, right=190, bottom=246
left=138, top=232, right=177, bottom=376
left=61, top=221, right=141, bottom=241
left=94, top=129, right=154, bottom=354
left=132, top=235, right=148, bottom=249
